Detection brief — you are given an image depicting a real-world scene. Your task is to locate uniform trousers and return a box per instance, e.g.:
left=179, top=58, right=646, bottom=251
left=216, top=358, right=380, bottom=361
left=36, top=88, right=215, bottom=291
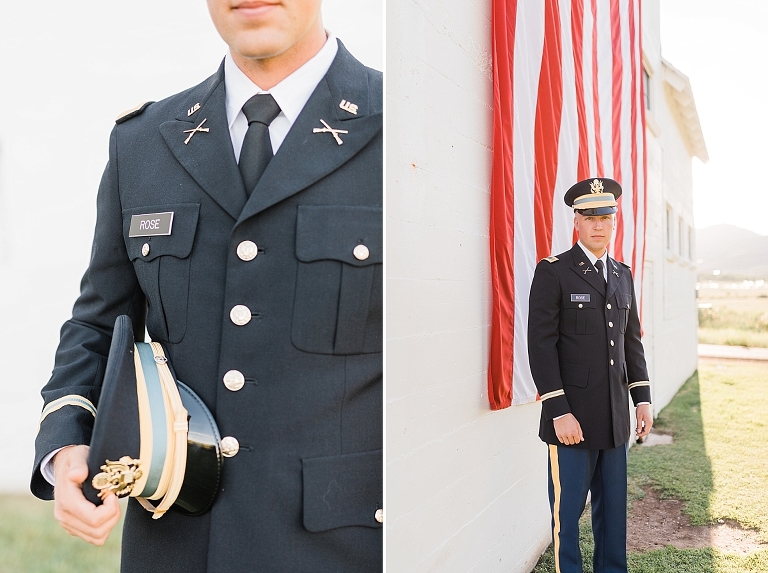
left=547, top=444, right=627, bottom=573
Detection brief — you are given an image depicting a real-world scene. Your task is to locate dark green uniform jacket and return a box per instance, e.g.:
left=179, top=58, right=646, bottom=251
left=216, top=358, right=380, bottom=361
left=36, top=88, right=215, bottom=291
left=528, top=243, right=651, bottom=450
left=32, top=42, right=382, bottom=573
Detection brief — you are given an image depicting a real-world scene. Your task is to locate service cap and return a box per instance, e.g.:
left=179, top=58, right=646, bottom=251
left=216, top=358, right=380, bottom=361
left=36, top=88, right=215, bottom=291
left=83, top=315, right=222, bottom=518
left=564, top=177, right=622, bottom=215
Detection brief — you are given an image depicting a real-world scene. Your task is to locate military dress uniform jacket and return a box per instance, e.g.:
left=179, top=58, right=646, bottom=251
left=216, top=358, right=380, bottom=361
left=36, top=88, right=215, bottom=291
left=32, top=42, right=382, bottom=573
left=528, top=244, right=651, bottom=450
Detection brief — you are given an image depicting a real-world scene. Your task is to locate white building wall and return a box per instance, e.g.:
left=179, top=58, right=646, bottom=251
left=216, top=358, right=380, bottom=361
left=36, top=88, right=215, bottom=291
left=640, top=2, right=699, bottom=414
left=0, top=0, right=381, bottom=493
left=386, top=1, right=550, bottom=571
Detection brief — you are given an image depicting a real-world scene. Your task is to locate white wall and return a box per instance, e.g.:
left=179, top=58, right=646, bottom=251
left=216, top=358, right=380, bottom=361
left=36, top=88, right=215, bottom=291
left=640, top=0, right=699, bottom=414
left=0, top=0, right=382, bottom=493
left=386, top=1, right=550, bottom=571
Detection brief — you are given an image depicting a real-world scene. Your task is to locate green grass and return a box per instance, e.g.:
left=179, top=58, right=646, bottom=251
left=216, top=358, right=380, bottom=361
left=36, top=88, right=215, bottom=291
left=698, top=307, right=768, bottom=333
left=0, top=495, right=123, bottom=573
left=533, top=362, right=768, bottom=572
left=698, top=286, right=768, bottom=348
left=698, top=328, right=768, bottom=348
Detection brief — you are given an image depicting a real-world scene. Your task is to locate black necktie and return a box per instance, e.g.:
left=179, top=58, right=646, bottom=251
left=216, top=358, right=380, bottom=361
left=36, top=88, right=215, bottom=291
left=595, top=259, right=606, bottom=284
left=239, top=94, right=281, bottom=196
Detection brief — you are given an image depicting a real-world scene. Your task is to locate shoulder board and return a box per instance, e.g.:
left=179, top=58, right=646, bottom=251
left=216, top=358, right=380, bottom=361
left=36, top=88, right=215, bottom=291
left=618, top=260, right=631, bottom=269
left=542, top=256, right=559, bottom=263
left=115, top=101, right=154, bottom=124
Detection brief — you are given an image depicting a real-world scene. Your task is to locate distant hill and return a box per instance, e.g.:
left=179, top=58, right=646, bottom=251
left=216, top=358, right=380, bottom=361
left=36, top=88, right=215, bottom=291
left=696, top=224, right=768, bottom=279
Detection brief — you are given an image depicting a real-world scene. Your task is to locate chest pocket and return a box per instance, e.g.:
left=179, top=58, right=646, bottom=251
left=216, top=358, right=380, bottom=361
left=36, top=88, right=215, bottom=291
left=292, top=205, right=382, bottom=355
left=618, top=294, right=632, bottom=333
left=562, top=299, right=598, bottom=335
left=123, top=203, right=200, bottom=344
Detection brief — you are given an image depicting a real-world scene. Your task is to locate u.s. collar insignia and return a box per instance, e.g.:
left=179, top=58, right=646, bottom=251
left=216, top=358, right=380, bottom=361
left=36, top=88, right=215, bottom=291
left=313, top=119, right=349, bottom=145
left=578, top=261, right=585, bottom=266
left=583, top=267, right=592, bottom=275
left=590, top=179, right=604, bottom=193
left=339, top=99, right=358, bottom=115
left=187, top=102, right=201, bottom=116
left=183, top=118, right=209, bottom=145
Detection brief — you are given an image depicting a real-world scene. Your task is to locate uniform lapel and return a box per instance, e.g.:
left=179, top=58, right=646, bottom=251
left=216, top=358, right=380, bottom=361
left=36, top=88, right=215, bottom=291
left=569, top=244, right=606, bottom=296
left=159, top=63, right=247, bottom=221
left=236, top=42, right=381, bottom=225
left=606, top=257, right=623, bottom=300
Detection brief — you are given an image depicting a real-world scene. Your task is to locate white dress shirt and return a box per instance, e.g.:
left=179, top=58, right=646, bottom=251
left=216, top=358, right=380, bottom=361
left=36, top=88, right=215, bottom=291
left=225, top=34, right=338, bottom=161
left=41, top=35, right=339, bottom=486
left=576, top=241, right=608, bottom=281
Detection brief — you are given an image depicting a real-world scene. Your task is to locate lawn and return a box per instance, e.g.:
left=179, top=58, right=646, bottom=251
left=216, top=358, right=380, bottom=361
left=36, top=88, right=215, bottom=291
left=698, top=282, right=768, bottom=348
left=0, top=495, right=123, bottom=573
left=533, top=360, right=768, bottom=572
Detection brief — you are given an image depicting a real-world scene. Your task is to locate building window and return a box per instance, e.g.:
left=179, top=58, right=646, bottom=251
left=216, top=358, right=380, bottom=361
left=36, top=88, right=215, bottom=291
left=643, top=68, right=651, bottom=111
left=666, top=205, right=674, bottom=251
left=688, top=225, right=694, bottom=260
left=678, top=218, right=685, bottom=256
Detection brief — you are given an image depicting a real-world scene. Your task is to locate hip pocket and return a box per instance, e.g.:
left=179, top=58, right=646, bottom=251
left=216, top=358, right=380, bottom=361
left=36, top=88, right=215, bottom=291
left=302, top=449, right=383, bottom=532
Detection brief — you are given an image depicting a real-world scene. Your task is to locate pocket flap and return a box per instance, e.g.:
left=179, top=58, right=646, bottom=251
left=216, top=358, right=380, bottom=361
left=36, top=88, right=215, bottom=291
left=296, top=206, right=382, bottom=266
left=302, top=449, right=382, bottom=532
left=617, top=294, right=632, bottom=309
left=123, top=203, right=200, bottom=261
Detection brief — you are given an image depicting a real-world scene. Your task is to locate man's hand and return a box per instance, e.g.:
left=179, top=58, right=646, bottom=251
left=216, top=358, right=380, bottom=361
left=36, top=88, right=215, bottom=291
left=52, top=445, right=121, bottom=546
left=553, top=413, right=584, bottom=446
left=635, top=403, right=653, bottom=439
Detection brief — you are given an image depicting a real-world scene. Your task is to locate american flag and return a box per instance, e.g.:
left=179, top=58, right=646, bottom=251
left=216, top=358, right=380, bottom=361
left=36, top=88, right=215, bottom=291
left=488, top=0, right=647, bottom=409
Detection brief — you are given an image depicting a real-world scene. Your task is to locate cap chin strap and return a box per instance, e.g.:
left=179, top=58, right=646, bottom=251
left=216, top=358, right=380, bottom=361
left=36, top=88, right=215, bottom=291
left=133, top=342, right=189, bottom=519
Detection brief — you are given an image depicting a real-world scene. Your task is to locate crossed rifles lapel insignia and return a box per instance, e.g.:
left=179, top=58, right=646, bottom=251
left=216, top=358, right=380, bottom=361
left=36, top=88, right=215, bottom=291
left=313, top=119, right=348, bottom=145
left=183, top=118, right=209, bottom=145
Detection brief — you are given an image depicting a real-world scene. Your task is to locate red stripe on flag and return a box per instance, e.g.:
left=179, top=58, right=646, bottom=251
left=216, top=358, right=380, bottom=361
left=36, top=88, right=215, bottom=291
left=591, top=0, right=604, bottom=175
left=639, top=0, right=648, bottom=324
left=572, top=0, right=589, bottom=181
left=571, top=0, right=587, bottom=245
left=533, top=0, right=564, bottom=261
left=610, top=0, right=625, bottom=261
left=628, top=0, right=639, bottom=269
left=487, top=0, right=519, bottom=410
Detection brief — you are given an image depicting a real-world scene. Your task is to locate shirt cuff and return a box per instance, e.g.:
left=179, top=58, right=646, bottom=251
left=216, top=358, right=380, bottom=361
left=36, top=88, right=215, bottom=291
left=636, top=402, right=650, bottom=406
left=40, top=447, right=67, bottom=486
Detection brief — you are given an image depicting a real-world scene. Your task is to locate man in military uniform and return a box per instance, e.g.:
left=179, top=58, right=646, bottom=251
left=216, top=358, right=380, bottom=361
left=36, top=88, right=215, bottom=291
left=527, top=178, right=652, bottom=573
left=31, top=1, right=382, bottom=571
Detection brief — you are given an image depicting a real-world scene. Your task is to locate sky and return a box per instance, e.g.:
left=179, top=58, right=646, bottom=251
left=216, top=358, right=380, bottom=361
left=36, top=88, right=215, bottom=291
left=660, top=0, right=768, bottom=236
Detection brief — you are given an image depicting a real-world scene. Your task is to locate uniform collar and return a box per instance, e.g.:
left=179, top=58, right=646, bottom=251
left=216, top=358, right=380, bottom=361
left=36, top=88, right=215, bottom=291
left=577, top=240, right=608, bottom=268
left=224, top=34, right=339, bottom=131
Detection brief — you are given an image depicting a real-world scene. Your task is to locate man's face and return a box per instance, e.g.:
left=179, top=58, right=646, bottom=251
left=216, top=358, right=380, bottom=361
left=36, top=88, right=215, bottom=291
left=574, top=212, right=615, bottom=256
left=206, top=0, right=324, bottom=63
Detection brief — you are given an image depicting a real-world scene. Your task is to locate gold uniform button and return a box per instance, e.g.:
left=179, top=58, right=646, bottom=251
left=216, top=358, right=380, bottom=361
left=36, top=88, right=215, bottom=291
left=230, top=305, right=252, bottom=326
left=141, top=243, right=150, bottom=257
left=375, top=508, right=383, bottom=524
left=220, top=436, right=240, bottom=458
left=609, top=321, right=614, bottom=328
left=237, top=241, right=258, bottom=261
left=610, top=359, right=615, bottom=366
left=606, top=303, right=612, bottom=309
left=610, top=340, right=615, bottom=346
left=223, top=370, right=245, bottom=391
left=353, top=244, right=370, bottom=261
